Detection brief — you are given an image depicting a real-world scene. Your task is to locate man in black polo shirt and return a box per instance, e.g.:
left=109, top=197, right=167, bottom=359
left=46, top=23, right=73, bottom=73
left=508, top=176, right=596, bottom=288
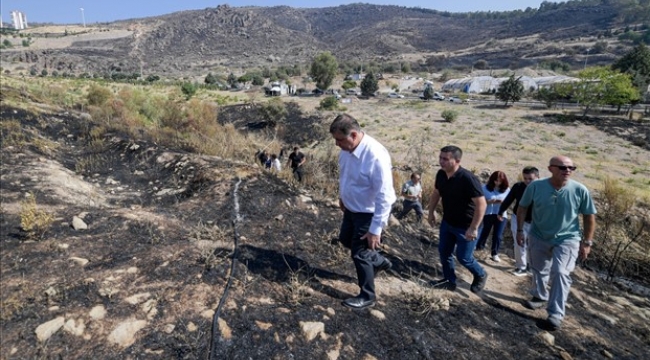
left=286, top=146, right=306, bottom=182
left=427, top=145, right=488, bottom=293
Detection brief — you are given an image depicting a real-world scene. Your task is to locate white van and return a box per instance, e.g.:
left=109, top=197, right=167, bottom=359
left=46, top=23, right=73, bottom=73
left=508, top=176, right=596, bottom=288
left=346, top=89, right=358, bottom=96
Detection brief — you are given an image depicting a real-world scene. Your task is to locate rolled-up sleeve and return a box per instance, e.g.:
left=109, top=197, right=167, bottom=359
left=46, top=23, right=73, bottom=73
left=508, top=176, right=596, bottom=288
left=370, top=154, right=396, bottom=235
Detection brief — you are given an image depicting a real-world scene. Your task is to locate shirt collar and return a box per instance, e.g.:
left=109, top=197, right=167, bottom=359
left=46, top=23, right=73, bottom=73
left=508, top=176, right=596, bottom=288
left=350, top=132, right=368, bottom=158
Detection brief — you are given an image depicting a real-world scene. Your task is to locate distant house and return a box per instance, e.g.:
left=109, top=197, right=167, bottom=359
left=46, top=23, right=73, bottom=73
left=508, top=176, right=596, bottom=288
left=346, top=74, right=365, bottom=81
left=533, top=76, right=579, bottom=89
left=264, top=81, right=296, bottom=96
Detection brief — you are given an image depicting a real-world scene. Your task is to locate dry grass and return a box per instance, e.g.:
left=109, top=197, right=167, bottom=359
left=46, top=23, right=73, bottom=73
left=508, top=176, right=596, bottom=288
left=19, top=193, right=54, bottom=240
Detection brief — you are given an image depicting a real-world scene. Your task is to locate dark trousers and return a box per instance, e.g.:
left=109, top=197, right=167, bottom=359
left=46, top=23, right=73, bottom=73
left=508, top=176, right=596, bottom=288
left=476, top=214, right=507, bottom=256
left=339, top=210, right=386, bottom=300
left=397, top=199, right=423, bottom=222
left=292, top=167, right=303, bottom=182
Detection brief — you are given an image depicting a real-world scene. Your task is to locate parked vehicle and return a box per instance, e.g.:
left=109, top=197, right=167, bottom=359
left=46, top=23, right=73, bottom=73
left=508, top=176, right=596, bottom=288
left=346, top=89, right=359, bottom=96
left=388, top=92, right=404, bottom=98
left=433, top=92, right=445, bottom=101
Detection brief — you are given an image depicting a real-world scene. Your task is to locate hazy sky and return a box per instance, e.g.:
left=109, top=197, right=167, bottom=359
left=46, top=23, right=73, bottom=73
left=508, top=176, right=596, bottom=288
left=1, top=1, right=561, bottom=25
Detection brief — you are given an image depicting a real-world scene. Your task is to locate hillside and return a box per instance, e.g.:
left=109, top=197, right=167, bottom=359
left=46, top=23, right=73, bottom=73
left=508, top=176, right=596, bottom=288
left=0, top=1, right=644, bottom=77
left=1, top=71, right=650, bottom=359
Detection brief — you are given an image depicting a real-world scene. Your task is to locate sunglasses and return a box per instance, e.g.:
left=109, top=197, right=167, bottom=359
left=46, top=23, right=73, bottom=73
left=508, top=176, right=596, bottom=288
left=550, top=165, right=577, bottom=171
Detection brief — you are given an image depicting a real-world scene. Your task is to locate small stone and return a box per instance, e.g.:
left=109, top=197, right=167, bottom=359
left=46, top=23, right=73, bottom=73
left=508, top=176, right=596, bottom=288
left=127, top=267, right=138, bottom=274
left=69, top=257, right=89, bottom=266
left=125, top=292, right=151, bottom=305
left=601, top=349, right=614, bottom=359
left=300, top=321, right=325, bottom=342
left=48, top=306, right=60, bottom=312
left=57, top=243, right=69, bottom=250
left=63, top=319, right=86, bottom=337
left=305, top=232, right=311, bottom=237
left=108, top=320, right=148, bottom=348
left=275, top=214, right=283, bottom=221
left=45, top=286, right=57, bottom=297
left=163, top=324, right=175, bottom=334
left=559, top=350, right=572, bottom=360
left=538, top=331, right=554, bottom=346
left=369, top=310, right=386, bottom=320
left=218, top=318, right=232, bottom=339
left=35, top=316, right=65, bottom=342
left=201, top=309, right=215, bottom=319
left=187, top=322, right=198, bottom=332
left=89, top=305, right=106, bottom=320
left=71, top=216, right=88, bottom=230
left=256, top=321, right=272, bottom=330
left=78, top=212, right=89, bottom=219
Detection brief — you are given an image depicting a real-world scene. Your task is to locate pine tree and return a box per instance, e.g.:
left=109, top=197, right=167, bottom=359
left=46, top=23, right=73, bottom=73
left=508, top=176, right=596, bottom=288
left=496, top=75, right=524, bottom=106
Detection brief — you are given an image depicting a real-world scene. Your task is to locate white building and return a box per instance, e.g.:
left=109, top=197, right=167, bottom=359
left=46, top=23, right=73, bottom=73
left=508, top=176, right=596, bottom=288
left=11, top=10, right=28, bottom=30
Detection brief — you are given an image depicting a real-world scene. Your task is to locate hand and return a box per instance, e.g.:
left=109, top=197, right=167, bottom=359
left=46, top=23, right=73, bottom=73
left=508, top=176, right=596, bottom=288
left=497, top=215, right=503, bottom=222
left=427, top=211, right=436, bottom=226
left=579, top=243, right=591, bottom=261
left=465, top=227, right=478, bottom=241
left=361, top=232, right=381, bottom=250
left=338, top=199, right=346, bottom=213
left=516, top=232, right=525, bottom=247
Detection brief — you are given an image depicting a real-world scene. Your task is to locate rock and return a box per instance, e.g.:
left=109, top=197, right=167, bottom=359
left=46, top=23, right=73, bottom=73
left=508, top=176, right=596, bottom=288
left=300, top=321, right=325, bottom=342
left=108, top=320, right=148, bottom=348
left=35, top=316, right=65, bottom=342
left=71, top=216, right=88, bottom=230
left=601, top=349, right=614, bottom=358
left=105, top=177, right=119, bottom=185
left=127, top=267, right=138, bottom=274
left=388, top=214, right=400, bottom=227
left=201, top=309, right=215, bottom=319
left=63, top=319, right=85, bottom=337
left=134, top=170, right=145, bottom=176
left=559, top=350, right=572, bottom=360
left=77, top=212, right=89, bottom=219
left=69, top=257, right=89, bottom=266
left=125, top=292, right=151, bottom=305
left=89, top=305, right=106, bottom=320
left=275, top=214, right=284, bottom=221
left=163, top=324, right=175, bottom=334
left=45, top=286, right=57, bottom=297
left=326, top=308, right=336, bottom=316
left=48, top=306, right=60, bottom=312
left=538, top=331, right=554, bottom=346
left=187, top=322, right=198, bottom=332
left=327, top=349, right=340, bottom=360
left=369, top=310, right=386, bottom=321
left=256, top=321, right=272, bottom=330
left=57, top=243, right=69, bottom=250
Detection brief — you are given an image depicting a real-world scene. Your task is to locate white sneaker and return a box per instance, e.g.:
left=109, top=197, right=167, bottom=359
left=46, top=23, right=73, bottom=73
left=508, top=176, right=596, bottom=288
left=491, top=255, right=501, bottom=262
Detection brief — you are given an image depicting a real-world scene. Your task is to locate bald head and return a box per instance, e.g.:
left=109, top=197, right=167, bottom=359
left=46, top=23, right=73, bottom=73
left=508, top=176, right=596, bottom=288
left=549, top=156, right=572, bottom=166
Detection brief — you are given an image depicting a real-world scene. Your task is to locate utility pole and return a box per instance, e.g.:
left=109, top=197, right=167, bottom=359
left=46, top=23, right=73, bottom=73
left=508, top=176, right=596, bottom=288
left=80, top=8, right=86, bottom=28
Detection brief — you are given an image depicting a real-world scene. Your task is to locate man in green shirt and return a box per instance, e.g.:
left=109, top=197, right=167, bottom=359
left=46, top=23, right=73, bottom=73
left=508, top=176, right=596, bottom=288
left=516, top=155, right=596, bottom=331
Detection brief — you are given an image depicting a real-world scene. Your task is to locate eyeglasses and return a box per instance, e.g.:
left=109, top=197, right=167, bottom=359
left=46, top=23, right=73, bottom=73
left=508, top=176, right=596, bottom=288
left=550, top=165, right=577, bottom=171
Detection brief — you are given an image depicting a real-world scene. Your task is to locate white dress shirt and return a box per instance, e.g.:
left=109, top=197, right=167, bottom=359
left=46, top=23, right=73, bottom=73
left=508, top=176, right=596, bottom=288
left=339, top=133, right=396, bottom=235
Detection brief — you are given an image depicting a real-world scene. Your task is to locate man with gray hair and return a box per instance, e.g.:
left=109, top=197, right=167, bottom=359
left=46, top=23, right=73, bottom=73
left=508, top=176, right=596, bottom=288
left=330, top=113, right=396, bottom=310
left=517, top=156, right=596, bottom=330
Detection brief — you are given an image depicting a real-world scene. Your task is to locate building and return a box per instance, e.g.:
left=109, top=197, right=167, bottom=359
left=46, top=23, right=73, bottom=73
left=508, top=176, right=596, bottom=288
left=441, top=76, right=498, bottom=94
left=11, top=10, right=28, bottom=30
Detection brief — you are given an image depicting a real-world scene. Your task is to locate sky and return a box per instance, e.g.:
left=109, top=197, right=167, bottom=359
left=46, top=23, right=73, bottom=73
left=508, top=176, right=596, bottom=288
left=0, top=1, right=561, bottom=25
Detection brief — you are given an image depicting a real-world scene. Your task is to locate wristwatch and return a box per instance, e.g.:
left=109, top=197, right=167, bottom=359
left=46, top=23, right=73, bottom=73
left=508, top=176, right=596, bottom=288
left=581, top=240, right=594, bottom=246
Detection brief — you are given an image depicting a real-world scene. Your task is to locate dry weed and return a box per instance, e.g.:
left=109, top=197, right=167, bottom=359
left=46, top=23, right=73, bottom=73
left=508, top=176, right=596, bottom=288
left=19, top=193, right=54, bottom=240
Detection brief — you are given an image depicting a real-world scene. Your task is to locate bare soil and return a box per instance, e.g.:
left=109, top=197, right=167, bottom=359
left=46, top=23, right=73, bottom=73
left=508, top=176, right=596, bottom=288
left=1, top=96, right=649, bottom=359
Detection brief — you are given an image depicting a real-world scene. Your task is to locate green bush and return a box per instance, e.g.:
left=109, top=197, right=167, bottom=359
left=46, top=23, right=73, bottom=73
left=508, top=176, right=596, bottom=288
left=318, top=96, right=339, bottom=111
left=181, top=82, right=198, bottom=99
left=87, top=85, right=113, bottom=106
left=441, top=109, right=458, bottom=123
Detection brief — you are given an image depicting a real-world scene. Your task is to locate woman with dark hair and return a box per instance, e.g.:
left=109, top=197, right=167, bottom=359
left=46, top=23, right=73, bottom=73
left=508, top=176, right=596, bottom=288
left=476, top=171, right=510, bottom=262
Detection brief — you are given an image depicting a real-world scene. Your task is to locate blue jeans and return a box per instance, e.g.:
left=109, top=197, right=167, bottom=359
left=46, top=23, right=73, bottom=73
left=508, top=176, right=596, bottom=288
left=439, top=220, right=486, bottom=285
left=397, top=200, right=423, bottom=222
left=476, top=214, right=507, bottom=256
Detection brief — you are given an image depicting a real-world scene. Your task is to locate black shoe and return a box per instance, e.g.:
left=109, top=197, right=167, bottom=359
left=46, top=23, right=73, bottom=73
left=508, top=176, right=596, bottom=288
left=375, top=258, right=392, bottom=274
left=470, top=273, right=488, bottom=293
left=524, top=297, right=546, bottom=310
left=430, top=279, right=457, bottom=291
left=342, top=296, right=376, bottom=310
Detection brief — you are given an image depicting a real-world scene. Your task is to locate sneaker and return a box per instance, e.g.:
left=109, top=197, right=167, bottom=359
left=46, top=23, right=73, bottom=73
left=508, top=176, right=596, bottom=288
left=491, top=254, right=501, bottom=262
left=513, top=268, right=528, bottom=277
left=470, top=273, right=488, bottom=293
left=524, top=296, right=546, bottom=310
left=546, top=316, right=562, bottom=331
left=430, top=279, right=457, bottom=291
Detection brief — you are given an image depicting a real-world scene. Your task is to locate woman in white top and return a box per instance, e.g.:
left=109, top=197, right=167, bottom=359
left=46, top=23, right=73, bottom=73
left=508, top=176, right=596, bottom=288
left=476, top=171, right=510, bottom=262
left=270, top=154, right=281, bottom=172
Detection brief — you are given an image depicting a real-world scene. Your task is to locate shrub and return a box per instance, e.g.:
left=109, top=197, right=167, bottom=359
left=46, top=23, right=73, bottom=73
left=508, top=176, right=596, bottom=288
left=20, top=194, right=54, bottom=240
left=181, top=82, right=198, bottom=99
left=86, top=84, right=113, bottom=106
left=318, top=96, right=339, bottom=111
left=441, top=109, right=458, bottom=123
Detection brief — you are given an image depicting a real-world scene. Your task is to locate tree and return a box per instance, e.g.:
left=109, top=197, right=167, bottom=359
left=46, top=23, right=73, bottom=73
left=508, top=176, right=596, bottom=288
left=181, top=82, right=198, bottom=100
left=423, top=86, right=435, bottom=101
left=309, top=52, right=338, bottom=90
left=612, top=43, right=650, bottom=97
left=496, top=74, right=524, bottom=106
left=146, top=74, right=160, bottom=83
left=227, top=73, right=238, bottom=88
left=251, top=75, right=265, bottom=86
left=576, top=67, right=639, bottom=116
left=341, top=80, right=357, bottom=90
left=360, top=72, right=378, bottom=96
left=401, top=62, right=411, bottom=73
left=205, top=72, right=218, bottom=85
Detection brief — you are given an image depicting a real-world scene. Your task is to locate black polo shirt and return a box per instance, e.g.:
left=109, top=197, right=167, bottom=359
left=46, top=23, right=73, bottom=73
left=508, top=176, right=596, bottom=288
left=435, top=167, right=484, bottom=228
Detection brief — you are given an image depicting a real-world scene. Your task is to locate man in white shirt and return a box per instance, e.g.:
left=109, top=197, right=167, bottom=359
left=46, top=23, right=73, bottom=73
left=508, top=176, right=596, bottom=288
left=396, top=172, right=423, bottom=223
left=330, top=113, right=396, bottom=310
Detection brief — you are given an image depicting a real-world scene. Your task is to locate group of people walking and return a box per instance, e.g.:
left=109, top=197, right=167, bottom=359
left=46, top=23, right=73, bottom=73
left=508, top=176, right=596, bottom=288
left=327, top=113, right=597, bottom=332
left=256, top=146, right=306, bottom=182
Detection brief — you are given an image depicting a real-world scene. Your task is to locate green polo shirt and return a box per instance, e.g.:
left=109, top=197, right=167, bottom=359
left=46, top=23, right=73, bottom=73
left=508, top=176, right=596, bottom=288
left=519, top=178, right=596, bottom=244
